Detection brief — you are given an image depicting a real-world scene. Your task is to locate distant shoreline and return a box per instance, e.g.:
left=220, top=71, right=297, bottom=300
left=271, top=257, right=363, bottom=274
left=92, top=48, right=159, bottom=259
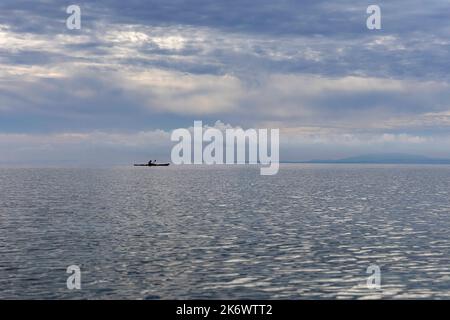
left=282, top=161, right=450, bottom=165
left=281, top=153, right=450, bottom=165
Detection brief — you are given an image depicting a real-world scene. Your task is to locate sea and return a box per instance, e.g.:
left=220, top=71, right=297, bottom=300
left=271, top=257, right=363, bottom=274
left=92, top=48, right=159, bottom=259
left=1, top=164, right=450, bottom=299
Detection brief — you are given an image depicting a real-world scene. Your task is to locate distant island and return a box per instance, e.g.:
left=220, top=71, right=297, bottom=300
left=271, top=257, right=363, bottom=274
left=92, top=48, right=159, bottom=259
left=293, top=153, right=450, bottom=164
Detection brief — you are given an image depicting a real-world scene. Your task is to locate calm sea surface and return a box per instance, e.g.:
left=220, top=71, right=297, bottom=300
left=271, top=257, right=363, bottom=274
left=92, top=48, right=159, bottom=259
left=1, top=164, right=450, bottom=299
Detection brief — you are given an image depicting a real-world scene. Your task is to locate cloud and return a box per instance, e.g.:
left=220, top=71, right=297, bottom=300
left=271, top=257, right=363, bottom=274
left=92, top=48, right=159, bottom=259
left=3, top=121, right=450, bottom=166
left=1, top=1, right=450, bottom=163
left=0, top=130, right=171, bottom=166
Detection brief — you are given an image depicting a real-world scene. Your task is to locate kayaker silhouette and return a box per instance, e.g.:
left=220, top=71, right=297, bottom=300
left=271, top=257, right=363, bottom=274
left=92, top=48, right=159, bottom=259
left=133, top=160, right=169, bottom=167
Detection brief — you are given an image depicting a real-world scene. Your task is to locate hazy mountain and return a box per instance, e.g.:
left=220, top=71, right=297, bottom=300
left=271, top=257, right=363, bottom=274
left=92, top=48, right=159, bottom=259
left=303, top=153, right=450, bottom=164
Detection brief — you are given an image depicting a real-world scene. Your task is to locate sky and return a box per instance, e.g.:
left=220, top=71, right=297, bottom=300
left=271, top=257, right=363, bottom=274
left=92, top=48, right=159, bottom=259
left=1, top=0, right=450, bottom=165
